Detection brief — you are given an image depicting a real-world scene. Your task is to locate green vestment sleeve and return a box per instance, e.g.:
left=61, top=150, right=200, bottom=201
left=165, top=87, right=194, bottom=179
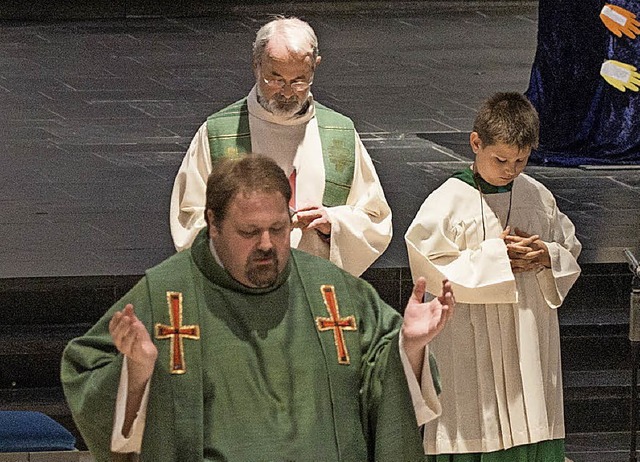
left=60, top=278, right=153, bottom=462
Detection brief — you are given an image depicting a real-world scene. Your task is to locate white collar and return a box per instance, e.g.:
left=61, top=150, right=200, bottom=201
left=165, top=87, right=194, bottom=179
left=208, top=238, right=224, bottom=268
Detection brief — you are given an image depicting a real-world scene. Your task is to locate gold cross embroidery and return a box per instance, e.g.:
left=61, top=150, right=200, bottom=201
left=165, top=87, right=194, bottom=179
left=315, top=285, right=357, bottom=365
left=154, top=292, right=200, bottom=374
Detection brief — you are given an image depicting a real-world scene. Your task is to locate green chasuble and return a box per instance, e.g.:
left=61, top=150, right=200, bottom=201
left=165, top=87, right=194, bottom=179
left=61, top=230, right=427, bottom=462
left=206, top=98, right=356, bottom=207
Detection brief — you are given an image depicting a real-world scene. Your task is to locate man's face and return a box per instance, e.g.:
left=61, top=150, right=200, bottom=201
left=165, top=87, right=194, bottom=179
left=208, top=190, right=291, bottom=288
left=470, top=132, right=530, bottom=187
left=254, top=41, right=317, bottom=117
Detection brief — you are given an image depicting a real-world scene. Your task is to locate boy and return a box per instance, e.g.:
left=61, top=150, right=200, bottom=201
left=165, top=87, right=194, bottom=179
left=405, top=92, right=581, bottom=461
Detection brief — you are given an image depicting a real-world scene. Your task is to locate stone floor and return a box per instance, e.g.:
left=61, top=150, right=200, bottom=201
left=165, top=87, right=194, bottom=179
left=0, top=2, right=639, bottom=460
left=0, top=3, right=637, bottom=280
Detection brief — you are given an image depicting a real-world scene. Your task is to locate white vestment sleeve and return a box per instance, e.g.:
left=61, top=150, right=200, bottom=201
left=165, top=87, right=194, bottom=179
left=170, top=122, right=213, bottom=251
left=399, top=335, right=441, bottom=427
left=325, top=133, right=392, bottom=277
left=405, top=191, right=517, bottom=304
left=111, top=357, right=151, bottom=453
left=535, top=208, right=582, bottom=309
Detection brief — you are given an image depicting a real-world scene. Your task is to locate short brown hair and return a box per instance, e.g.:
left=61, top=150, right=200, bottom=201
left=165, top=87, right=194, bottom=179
left=473, top=92, right=539, bottom=150
left=205, top=155, right=291, bottom=227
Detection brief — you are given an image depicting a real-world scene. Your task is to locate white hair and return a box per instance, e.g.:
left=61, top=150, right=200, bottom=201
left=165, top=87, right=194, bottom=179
left=252, top=17, right=319, bottom=66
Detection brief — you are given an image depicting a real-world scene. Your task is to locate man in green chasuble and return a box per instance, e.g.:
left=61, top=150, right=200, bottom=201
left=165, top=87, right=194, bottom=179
left=62, top=156, right=455, bottom=462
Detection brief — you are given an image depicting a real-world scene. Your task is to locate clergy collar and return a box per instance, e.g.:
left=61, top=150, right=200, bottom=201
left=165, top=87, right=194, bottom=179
left=248, top=85, right=315, bottom=126
left=190, top=228, right=291, bottom=294
left=208, top=237, right=224, bottom=267
left=452, top=166, right=514, bottom=194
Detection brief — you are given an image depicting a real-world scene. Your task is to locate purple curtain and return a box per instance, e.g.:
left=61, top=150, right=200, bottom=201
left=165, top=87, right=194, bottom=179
left=526, top=0, right=640, bottom=166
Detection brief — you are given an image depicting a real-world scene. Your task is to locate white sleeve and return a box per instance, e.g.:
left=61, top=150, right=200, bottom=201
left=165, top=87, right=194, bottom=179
left=325, top=132, right=392, bottom=277
left=535, top=207, right=582, bottom=308
left=110, top=357, right=151, bottom=454
left=398, top=336, right=441, bottom=426
left=405, top=192, right=517, bottom=305
left=170, top=122, right=213, bottom=251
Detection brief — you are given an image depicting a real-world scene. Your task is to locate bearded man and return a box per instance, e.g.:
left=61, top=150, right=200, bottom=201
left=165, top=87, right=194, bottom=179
left=170, top=17, right=391, bottom=277
left=63, top=156, right=454, bottom=462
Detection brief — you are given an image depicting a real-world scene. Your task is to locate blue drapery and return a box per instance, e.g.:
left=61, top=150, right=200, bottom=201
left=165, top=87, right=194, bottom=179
left=525, top=0, right=640, bottom=166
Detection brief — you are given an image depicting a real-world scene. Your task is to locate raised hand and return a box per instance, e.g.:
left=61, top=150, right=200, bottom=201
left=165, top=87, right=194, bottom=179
left=402, top=277, right=454, bottom=378
left=403, top=278, right=454, bottom=345
left=109, top=304, right=158, bottom=383
left=600, top=4, right=640, bottom=39
left=110, top=304, right=158, bottom=436
left=601, top=60, right=640, bottom=92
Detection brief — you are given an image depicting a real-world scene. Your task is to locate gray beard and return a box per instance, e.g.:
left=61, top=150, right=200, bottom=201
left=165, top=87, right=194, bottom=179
left=256, top=86, right=307, bottom=118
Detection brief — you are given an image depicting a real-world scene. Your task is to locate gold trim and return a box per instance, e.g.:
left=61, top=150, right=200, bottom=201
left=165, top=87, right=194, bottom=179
left=154, top=291, right=200, bottom=374
left=315, top=285, right=357, bottom=365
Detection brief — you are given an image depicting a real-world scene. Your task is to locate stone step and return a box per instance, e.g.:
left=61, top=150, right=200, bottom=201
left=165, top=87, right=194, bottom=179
left=565, top=431, right=637, bottom=462
left=0, top=325, right=90, bottom=389
left=561, top=325, right=629, bottom=372
left=563, top=369, right=635, bottom=434
left=0, top=276, right=139, bottom=326
left=559, top=263, right=633, bottom=316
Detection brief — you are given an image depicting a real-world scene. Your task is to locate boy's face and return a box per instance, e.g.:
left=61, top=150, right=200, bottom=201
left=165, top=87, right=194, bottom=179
left=470, top=132, right=530, bottom=187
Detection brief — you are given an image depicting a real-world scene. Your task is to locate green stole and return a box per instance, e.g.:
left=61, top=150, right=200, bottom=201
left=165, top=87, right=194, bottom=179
left=140, top=231, right=426, bottom=461
left=206, top=98, right=356, bottom=207
left=452, top=166, right=513, bottom=193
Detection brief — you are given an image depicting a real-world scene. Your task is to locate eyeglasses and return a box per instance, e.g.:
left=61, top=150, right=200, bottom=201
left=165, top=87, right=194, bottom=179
left=262, top=76, right=313, bottom=92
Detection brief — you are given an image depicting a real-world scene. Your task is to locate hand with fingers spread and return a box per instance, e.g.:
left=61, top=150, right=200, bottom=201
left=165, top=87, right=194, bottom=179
left=402, top=277, right=455, bottom=379
left=601, top=60, right=640, bottom=92
left=291, top=205, right=332, bottom=238
left=109, top=304, right=158, bottom=385
left=110, top=304, right=158, bottom=436
left=600, top=4, right=640, bottom=39
left=504, top=227, right=551, bottom=273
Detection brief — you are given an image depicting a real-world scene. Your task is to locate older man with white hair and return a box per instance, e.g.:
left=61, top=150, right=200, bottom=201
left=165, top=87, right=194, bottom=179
left=170, top=17, right=392, bottom=277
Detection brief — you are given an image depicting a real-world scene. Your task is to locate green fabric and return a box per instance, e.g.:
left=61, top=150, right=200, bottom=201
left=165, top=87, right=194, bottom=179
left=314, top=101, right=356, bottom=206
left=61, top=230, right=426, bottom=462
left=427, top=439, right=565, bottom=462
left=428, top=351, right=441, bottom=395
left=206, top=98, right=355, bottom=207
left=142, top=253, right=204, bottom=461
left=205, top=98, right=252, bottom=158
left=452, top=167, right=513, bottom=194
